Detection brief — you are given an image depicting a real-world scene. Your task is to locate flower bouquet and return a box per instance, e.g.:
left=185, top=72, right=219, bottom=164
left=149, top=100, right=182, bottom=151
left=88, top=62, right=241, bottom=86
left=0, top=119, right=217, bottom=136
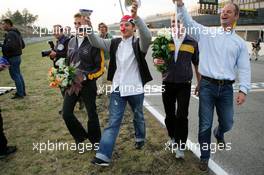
left=48, top=58, right=82, bottom=95
left=152, top=28, right=175, bottom=73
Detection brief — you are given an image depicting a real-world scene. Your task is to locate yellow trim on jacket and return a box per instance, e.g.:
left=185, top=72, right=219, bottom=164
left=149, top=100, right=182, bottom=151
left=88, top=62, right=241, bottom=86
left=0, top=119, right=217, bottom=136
left=88, top=49, right=105, bottom=80
left=179, top=44, right=195, bottom=54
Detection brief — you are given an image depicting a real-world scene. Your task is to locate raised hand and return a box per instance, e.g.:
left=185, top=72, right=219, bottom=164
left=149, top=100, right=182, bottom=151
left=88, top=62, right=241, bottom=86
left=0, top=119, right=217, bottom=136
left=131, top=0, right=138, bottom=19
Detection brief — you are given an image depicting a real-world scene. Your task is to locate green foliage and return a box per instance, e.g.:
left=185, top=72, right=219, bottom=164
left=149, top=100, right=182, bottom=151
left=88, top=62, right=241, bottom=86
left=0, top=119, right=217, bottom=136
left=1, top=8, right=38, bottom=26
left=151, top=36, right=173, bottom=73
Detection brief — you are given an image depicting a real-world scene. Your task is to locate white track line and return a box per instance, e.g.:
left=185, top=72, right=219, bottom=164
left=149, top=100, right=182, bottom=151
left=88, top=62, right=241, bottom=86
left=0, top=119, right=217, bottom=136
left=143, top=99, right=229, bottom=175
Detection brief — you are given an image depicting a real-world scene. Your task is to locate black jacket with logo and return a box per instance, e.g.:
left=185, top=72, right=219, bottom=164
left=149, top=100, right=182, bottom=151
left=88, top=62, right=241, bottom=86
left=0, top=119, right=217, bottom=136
left=67, top=36, right=104, bottom=80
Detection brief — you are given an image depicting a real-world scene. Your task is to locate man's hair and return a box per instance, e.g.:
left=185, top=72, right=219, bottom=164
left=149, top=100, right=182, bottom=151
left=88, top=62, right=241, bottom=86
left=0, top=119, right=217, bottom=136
left=226, top=2, right=240, bottom=16
left=2, top=19, right=13, bottom=27
left=53, top=24, right=63, bottom=33
left=98, top=22, right=108, bottom=30
left=74, top=13, right=82, bottom=18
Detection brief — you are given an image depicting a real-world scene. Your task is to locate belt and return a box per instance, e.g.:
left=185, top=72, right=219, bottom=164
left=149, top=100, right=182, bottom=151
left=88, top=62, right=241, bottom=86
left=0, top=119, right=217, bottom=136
left=202, top=76, right=235, bottom=85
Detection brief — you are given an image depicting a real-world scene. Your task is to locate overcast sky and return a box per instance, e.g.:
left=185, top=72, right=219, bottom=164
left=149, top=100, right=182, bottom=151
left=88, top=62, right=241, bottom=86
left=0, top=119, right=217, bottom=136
left=0, top=0, right=200, bottom=28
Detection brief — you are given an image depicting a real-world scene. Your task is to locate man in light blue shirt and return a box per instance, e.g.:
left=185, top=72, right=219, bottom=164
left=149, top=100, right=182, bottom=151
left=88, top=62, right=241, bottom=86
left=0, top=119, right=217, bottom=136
left=173, top=0, right=251, bottom=171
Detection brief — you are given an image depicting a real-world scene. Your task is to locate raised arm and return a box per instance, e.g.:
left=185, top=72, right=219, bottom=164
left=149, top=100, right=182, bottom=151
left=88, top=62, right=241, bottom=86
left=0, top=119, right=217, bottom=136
left=82, top=16, right=111, bottom=52
left=129, top=0, right=152, bottom=53
left=134, top=17, right=152, bottom=53
left=173, top=0, right=206, bottom=41
left=87, top=31, right=111, bottom=52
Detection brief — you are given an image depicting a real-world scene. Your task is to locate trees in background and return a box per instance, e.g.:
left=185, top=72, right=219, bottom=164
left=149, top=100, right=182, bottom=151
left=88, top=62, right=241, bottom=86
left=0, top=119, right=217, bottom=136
left=1, top=9, right=38, bottom=26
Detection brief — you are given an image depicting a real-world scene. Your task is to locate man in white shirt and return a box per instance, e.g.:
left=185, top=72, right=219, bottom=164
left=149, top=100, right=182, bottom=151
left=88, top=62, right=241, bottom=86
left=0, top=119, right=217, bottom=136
left=173, top=0, right=251, bottom=171
left=86, top=0, right=152, bottom=166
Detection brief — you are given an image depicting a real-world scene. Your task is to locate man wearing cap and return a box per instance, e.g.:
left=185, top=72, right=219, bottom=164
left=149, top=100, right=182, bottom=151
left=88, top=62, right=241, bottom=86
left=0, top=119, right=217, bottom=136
left=86, top=0, right=152, bottom=166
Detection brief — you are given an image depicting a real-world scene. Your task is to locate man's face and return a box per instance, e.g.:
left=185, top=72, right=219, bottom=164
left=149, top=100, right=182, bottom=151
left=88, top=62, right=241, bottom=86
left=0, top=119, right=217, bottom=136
left=119, top=21, right=135, bottom=38
left=74, top=17, right=82, bottom=35
left=0, top=22, right=9, bottom=31
left=171, top=17, right=184, bottom=35
left=53, top=26, right=63, bottom=39
left=220, top=4, right=239, bottom=27
left=99, top=25, right=107, bottom=35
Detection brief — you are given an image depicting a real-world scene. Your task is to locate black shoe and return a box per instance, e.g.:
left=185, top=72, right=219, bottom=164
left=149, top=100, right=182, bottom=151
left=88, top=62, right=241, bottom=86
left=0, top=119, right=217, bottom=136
left=91, top=157, right=109, bottom=167
left=135, top=141, right=145, bottom=150
left=0, top=146, right=17, bottom=159
left=213, top=127, right=226, bottom=149
left=11, top=94, right=24, bottom=99
left=199, top=159, right=209, bottom=172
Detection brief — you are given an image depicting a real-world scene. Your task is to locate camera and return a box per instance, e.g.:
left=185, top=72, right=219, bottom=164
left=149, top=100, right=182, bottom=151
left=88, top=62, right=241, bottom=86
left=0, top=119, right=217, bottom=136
left=41, top=40, right=55, bottom=57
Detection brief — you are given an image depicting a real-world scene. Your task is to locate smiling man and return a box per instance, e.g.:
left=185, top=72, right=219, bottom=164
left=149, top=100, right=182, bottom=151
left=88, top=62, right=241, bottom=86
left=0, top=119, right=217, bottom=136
left=85, top=0, right=152, bottom=166
left=173, top=0, right=251, bottom=171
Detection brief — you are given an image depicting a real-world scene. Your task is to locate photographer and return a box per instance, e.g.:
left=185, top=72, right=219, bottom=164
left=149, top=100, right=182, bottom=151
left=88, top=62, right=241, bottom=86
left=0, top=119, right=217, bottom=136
left=0, top=19, right=26, bottom=99
left=49, top=24, right=70, bottom=67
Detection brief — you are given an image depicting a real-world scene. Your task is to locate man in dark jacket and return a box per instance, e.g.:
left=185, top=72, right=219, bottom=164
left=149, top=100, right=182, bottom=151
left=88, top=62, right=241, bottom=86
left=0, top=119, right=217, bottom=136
left=61, top=13, right=104, bottom=146
left=154, top=18, right=200, bottom=159
left=0, top=19, right=26, bottom=99
left=49, top=24, right=70, bottom=67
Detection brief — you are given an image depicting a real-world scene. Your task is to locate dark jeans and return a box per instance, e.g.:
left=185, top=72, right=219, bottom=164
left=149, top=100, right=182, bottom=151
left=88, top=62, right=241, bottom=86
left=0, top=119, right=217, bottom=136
left=0, top=109, right=8, bottom=153
left=198, top=78, right=234, bottom=160
left=62, top=80, right=101, bottom=144
left=8, top=56, right=26, bottom=97
left=162, top=81, right=191, bottom=148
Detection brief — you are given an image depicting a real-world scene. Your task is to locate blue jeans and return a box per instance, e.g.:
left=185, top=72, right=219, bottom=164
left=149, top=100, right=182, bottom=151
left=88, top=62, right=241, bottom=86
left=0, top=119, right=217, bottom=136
left=8, top=56, right=26, bottom=96
left=96, top=90, right=145, bottom=162
left=198, top=78, right=234, bottom=160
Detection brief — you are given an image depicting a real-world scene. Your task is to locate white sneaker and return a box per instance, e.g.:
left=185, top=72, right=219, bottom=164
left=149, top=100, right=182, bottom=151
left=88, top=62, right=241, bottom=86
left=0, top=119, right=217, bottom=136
left=175, top=149, right=185, bottom=159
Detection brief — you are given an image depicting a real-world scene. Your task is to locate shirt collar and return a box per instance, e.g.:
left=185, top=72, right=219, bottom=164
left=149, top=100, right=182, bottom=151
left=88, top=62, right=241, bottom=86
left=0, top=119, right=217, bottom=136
left=172, top=32, right=186, bottom=42
left=122, top=35, right=133, bottom=42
